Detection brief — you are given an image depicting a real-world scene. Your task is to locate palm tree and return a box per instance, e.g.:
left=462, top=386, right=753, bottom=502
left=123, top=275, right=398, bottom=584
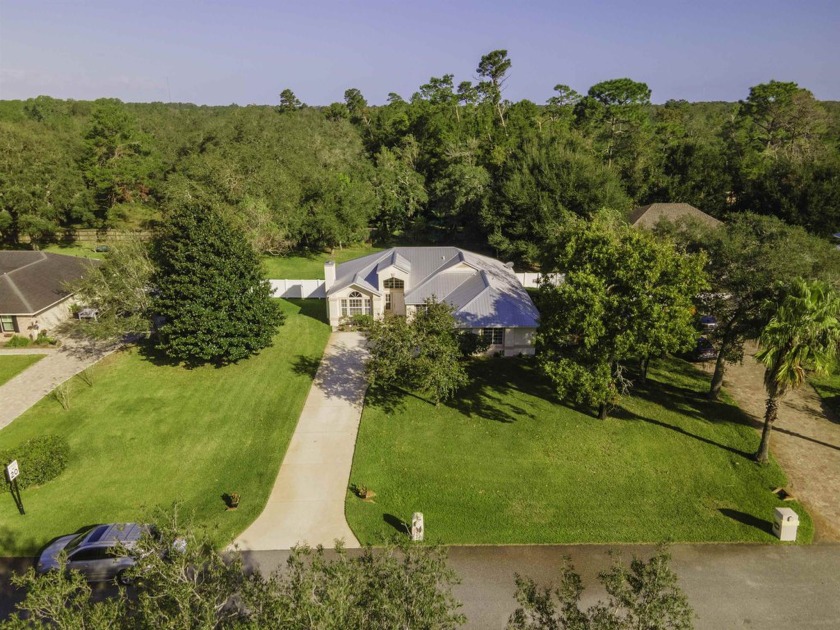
left=754, top=279, right=840, bottom=463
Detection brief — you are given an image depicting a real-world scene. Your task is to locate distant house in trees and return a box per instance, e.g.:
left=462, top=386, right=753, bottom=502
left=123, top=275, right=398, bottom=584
left=324, top=247, right=540, bottom=355
left=629, top=203, right=723, bottom=229
left=0, top=251, right=97, bottom=339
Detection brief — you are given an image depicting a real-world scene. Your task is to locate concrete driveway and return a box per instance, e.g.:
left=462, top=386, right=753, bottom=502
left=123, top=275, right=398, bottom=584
left=0, top=338, right=120, bottom=430
left=234, top=332, right=368, bottom=550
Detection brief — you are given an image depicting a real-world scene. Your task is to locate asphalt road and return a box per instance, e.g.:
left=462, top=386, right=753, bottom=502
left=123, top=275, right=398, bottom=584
left=4, top=544, right=840, bottom=628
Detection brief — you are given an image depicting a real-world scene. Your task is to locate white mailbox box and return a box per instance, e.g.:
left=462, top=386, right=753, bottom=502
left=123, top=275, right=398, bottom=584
left=411, top=512, right=424, bottom=542
left=773, top=507, right=799, bottom=541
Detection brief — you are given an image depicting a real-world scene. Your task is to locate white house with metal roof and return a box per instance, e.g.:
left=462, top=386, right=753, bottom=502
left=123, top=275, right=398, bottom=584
left=324, top=247, right=540, bottom=356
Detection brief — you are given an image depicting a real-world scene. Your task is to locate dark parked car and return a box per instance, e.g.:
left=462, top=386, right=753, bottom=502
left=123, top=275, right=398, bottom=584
left=699, top=315, right=718, bottom=331
left=688, top=337, right=717, bottom=362
left=36, top=523, right=146, bottom=585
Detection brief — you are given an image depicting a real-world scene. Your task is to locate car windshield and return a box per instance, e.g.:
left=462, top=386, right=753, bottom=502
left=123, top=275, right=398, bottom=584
left=64, top=525, right=108, bottom=554
left=63, top=531, right=91, bottom=554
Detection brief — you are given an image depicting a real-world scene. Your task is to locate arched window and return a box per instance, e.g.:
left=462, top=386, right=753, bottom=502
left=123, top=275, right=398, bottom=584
left=341, top=291, right=372, bottom=317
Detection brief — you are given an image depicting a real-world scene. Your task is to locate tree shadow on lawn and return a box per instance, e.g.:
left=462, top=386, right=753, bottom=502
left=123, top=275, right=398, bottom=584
left=291, top=355, right=320, bottom=380
left=632, top=367, right=760, bottom=429
left=819, top=394, right=840, bottom=424
left=613, top=406, right=755, bottom=460
left=362, top=357, right=554, bottom=423
left=718, top=508, right=773, bottom=535
left=443, top=358, right=553, bottom=424
left=383, top=514, right=409, bottom=537
left=137, top=338, right=213, bottom=370
left=281, top=298, right=328, bottom=325
left=802, top=379, right=840, bottom=426
left=614, top=369, right=758, bottom=461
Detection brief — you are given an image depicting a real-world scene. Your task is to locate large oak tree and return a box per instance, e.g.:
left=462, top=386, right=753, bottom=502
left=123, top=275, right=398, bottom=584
left=537, top=212, right=707, bottom=418
left=152, top=200, right=284, bottom=364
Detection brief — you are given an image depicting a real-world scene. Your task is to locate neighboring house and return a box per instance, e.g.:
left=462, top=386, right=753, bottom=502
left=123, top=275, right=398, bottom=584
left=324, top=247, right=540, bottom=356
left=0, top=251, right=97, bottom=339
left=629, top=203, right=723, bottom=229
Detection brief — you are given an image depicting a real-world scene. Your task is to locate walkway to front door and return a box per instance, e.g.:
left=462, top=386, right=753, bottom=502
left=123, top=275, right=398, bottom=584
left=234, top=332, right=368, bottom=550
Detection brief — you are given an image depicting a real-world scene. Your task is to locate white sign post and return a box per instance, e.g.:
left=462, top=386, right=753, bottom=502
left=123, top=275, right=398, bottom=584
left=6, top=460, right=24, bottom=515
left=6, top=460, right=19, bottom=483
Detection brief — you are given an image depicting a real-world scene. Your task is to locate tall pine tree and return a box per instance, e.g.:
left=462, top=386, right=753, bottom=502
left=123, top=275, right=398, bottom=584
left=153, top=202, right=284, bottom=364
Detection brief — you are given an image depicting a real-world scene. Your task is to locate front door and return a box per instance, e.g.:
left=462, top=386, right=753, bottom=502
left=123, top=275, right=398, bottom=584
left=384, top=277, right=406, bottom=316
left=390, top=288, right=405, bottom=316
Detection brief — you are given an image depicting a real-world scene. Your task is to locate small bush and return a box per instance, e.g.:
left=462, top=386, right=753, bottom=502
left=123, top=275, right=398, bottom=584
left=52, top=382, right=71, bottom=410
left=0, top=435, right=70, bottom=490
left=347, top=314, right=374, bottom=331
left=4, top=335, right=31, bottom=348
left=78, top=367, right=95, bottom=387
left=34, top=330, right=59, bottom=346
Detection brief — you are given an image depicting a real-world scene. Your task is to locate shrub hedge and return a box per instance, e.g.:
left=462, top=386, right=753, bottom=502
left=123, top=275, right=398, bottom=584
left=1, top=435, right=70, bottom=489
left=4, top=336, right=31, bottom=348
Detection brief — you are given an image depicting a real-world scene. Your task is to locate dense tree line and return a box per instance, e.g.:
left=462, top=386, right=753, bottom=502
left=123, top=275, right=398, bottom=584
left=1, top=51, right=838, bottom=263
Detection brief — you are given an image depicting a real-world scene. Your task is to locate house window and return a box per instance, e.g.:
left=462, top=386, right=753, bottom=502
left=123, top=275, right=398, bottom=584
left=340, top=291, right=372, bottom=317
left=385, top=293, right=391, bottom=310
left=384, top=278, right=404, bottom=289
left=482, top=327, right=504, bottom=345
left=0, top=315, right=14, bottom=333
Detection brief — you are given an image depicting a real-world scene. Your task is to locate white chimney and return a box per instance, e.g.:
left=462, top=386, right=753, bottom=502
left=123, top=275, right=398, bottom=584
left=324, top=260, right=336, bottom=292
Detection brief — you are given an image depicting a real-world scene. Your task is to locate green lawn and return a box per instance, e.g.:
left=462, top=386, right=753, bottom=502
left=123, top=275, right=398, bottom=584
left=346, top=357, right=812, bottom=545
left=0, top=354, right=46, bottom=386
left=17, top=242, right=381, bottom=278
left=40, top=243, right=107, bottom=260
left=262, top=245, right=383, bottom=279
left=0, top=300, right=330, bottom=556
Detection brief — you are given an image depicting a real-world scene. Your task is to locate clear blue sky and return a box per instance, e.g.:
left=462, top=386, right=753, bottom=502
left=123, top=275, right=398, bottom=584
left=1, top=0, right=838, bottom=105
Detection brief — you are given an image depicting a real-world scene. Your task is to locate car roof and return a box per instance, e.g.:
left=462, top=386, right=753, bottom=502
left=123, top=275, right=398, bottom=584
left=83, top=523, right=144, bottom=546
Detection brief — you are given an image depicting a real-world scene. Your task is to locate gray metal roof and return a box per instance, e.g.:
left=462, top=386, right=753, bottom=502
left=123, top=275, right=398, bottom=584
left=329, top=247, right=539, bottom=328
left=0, top=251, right=98, bottom=315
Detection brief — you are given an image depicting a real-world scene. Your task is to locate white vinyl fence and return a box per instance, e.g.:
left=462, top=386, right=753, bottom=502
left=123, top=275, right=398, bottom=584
left=514, top=272, right=564, bottom=288
left=269, top=279, right=325, bottom=299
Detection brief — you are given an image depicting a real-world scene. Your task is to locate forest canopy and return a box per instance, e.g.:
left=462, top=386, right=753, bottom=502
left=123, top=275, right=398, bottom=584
left=1, top=51, right=838, bottom=263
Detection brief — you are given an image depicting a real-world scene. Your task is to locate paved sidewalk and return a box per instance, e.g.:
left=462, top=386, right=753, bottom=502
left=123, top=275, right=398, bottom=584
left=721, top=343, right=840, bottom=541
left=0, top=338, right=120, bottom=430
left=234, top=332, right=368, bottom=550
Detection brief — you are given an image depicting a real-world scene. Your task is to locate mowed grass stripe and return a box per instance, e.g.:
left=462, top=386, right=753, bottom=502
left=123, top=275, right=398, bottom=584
left=0, top=299, right=330, bottom=555
left=346, top=357, right=811, bottom=545
left=0, top=354, right=46, bottom=386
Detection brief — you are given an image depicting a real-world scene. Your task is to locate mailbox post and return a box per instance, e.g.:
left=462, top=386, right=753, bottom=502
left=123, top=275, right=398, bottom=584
left=411, top=512, right=424, bottom=542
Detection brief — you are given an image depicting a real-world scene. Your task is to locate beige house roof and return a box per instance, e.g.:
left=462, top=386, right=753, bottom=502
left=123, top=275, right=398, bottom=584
left=628, top=203, right=723, bottom=229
